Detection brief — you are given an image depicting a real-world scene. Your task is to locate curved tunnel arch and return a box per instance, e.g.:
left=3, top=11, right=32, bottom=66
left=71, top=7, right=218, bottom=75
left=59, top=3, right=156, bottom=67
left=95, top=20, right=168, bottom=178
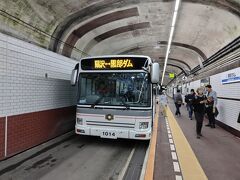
left=157, top=41, right=207, bottom=60
left=49, top=0, right=240, bottom=56
left=158, top=57, right=191, bottom=71
left=82, top=22, right=151, bottom=53
left=61, top=7, right=140, bottom=56
left=118, top=43, right=206, bottom=60
left=166, top=63, right=187, bottom=75
left=116, top=43, right=205, bottom=69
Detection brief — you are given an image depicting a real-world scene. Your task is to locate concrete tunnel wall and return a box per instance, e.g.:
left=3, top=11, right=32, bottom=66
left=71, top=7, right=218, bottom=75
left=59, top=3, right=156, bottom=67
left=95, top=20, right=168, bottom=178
left=0, top=32, right=77, bottom=160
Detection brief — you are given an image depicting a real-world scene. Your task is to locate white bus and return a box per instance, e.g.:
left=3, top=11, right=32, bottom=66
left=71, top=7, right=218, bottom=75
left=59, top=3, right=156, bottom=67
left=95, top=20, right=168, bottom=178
left=71, top=55, right=159, bottom=140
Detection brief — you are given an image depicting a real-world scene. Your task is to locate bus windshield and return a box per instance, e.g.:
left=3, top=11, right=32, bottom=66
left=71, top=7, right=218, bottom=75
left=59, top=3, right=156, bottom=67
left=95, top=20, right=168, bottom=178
left=78, top=72, right=151, bottom=108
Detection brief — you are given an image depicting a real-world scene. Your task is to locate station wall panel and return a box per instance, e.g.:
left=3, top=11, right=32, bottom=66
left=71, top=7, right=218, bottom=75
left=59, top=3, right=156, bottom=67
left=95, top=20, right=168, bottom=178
left=187, top=67, right=240, bottom=133
left=0, top=32, right=77, bottom=116
left=210, top=68, right=240, bottom=132
left=188, top=80, right=201, bottom=92
left=0, top=117, right=5, bottom=159
left=0, top=32, right=77, bottom=159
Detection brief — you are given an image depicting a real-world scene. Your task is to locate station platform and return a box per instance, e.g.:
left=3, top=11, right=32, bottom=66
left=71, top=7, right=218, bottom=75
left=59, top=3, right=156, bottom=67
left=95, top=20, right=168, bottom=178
left=149, top=100, right=240, bottom=180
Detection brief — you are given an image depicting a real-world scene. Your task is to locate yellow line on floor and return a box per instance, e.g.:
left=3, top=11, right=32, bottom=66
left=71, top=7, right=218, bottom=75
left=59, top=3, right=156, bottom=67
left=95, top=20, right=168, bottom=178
left=144, top=105, right=159, bottom=180
left=166, top=106, right=208, bottom=180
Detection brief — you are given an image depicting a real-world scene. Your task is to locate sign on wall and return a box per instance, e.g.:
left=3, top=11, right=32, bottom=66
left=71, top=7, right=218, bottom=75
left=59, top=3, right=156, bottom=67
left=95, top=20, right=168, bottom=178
left=169, top=73, right=175, bottom=79
left=221, top=67, right=240, bottom=84
left=200, top=77, right=210, bottom=86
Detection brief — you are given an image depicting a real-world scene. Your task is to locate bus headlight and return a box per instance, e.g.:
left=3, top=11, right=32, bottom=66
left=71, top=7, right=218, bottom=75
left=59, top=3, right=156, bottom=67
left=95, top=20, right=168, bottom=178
left=139, top=122, right=149, bottom=129
left=76, top=118, right=83, bottom=125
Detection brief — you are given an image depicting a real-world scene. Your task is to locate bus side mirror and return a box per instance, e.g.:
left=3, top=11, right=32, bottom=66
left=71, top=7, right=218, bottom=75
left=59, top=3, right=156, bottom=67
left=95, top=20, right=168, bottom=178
left=71, top=64, right=79, bottom=86
left=151, top=63, right=160, bottom=83
left=71, top=69, right=78, bottom=86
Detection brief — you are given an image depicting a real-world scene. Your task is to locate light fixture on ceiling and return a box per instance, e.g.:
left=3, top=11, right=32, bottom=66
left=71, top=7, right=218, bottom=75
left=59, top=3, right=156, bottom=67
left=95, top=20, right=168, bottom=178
left=154, top=45, right=160, bottom=49
left=154, top=41, right=161, bottom=49
left=161, top=0, right=181, bottom=85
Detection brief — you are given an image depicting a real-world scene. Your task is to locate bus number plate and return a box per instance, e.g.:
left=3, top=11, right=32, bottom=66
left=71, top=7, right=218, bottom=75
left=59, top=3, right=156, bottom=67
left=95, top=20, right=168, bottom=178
left=101, top=131, right=117, bottom=139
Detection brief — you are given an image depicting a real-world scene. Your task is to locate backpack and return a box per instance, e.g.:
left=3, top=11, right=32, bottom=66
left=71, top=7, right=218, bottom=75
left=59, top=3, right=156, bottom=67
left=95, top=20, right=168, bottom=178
left=185, top=94, right=190, bottom=103
left=175, top=94, right=182, bottom=104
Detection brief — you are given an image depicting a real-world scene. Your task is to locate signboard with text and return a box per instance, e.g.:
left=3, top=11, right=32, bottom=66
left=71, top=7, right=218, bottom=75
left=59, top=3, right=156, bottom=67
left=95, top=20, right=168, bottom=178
left=81, top=57, right=148, bottom=70
left=221, top=67, right=240, bottom=84
left=169, top=73, right=175, bottom=79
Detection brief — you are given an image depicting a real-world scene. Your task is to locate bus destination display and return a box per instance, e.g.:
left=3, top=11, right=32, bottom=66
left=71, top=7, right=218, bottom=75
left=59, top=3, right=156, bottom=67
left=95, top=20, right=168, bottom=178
left=95, top=59, right=133, bottom=69
left=81, top=57, right=148, bottom=70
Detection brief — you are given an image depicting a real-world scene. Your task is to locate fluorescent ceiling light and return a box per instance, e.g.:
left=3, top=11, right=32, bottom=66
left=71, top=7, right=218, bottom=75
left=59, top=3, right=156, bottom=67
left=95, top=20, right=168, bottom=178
left=171, top=12, right=178, bottom=27
left=175, top=0, right=181, bottom=11
left=161, top=0, right=181, bottom=85
left=154, top=43, right=161, bottom=49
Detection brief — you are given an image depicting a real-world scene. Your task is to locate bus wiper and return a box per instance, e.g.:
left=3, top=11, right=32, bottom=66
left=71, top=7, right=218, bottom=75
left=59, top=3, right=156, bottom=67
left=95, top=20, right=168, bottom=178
left=120, top=98, right=130, bottom=110
left=91, top=96, right=104, bottom=108
left=136, top=74, right=147, bottom=103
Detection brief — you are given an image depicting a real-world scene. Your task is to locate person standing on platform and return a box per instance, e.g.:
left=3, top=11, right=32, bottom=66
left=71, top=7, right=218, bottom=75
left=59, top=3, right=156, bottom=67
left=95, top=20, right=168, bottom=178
left=174, top=89, right=183, bottom=116
left=185, top=89, right=195, bottom=120
left=159, top=91, right=168, bottom=117
left=205, top=85, right=218, bottom=128
left=192, top=87, right=207, bottom=139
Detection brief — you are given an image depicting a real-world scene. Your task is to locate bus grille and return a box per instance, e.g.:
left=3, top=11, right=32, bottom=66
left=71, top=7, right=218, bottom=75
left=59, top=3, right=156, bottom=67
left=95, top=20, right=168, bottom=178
left=86, top=120, right=135, bottom=129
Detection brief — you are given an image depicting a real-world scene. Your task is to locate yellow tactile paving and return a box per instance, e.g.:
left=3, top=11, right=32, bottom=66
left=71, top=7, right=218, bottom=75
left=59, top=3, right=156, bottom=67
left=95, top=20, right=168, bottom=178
left=144, top=105, right=159, bottom=180
left=166, top=106, right=208, bottom=180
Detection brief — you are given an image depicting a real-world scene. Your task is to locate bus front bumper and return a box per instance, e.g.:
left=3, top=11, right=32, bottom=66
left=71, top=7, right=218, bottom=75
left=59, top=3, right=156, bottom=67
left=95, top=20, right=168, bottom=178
left=75, top=125, right=151, bottom=140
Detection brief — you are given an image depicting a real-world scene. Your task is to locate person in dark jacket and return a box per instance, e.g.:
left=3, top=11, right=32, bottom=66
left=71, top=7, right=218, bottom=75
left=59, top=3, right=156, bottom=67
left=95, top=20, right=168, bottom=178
left=174, top=89, right=183, bottom=116
left=185, top=89, right=195, bottom=120
left=192, top=87, right=207, bottom=139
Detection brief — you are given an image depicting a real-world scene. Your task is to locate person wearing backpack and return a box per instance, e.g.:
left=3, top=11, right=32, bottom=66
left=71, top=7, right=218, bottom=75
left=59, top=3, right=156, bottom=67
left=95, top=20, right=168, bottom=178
left=185, top=89, right=195, bottom=120
left=174, top=89, right=183, bottom=116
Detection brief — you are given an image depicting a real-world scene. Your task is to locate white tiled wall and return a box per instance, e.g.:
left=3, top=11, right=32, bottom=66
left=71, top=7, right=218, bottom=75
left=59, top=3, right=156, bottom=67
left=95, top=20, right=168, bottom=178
left=188, top=80, right=201, bottom=92
left=185, top=68, right=240, bottom=131
left=0, top=32, right=77, bottom=116
left=210, top=69, right=240, bottom=131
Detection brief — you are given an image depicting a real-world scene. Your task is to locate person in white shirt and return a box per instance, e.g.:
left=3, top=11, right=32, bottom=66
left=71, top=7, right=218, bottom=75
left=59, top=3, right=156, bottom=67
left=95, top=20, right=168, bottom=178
left=159, top=91, right=168, bottom=116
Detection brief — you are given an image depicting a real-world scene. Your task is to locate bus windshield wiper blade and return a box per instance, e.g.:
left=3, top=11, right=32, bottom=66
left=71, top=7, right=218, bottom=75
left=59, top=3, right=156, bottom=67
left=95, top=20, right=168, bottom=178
left=120, top=98, right=130, bottom=110
left=91, top=96, right=104, bottom=108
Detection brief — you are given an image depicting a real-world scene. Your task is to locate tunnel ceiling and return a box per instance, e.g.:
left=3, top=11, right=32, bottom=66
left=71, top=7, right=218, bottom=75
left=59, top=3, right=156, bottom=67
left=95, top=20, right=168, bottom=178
left=0, top=0, right=240, bottom=85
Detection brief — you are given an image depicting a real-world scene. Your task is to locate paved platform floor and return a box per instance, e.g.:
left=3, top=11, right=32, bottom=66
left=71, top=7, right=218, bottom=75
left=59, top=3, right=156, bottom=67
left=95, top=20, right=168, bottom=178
left=154, top=99, right=240, bottom=180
